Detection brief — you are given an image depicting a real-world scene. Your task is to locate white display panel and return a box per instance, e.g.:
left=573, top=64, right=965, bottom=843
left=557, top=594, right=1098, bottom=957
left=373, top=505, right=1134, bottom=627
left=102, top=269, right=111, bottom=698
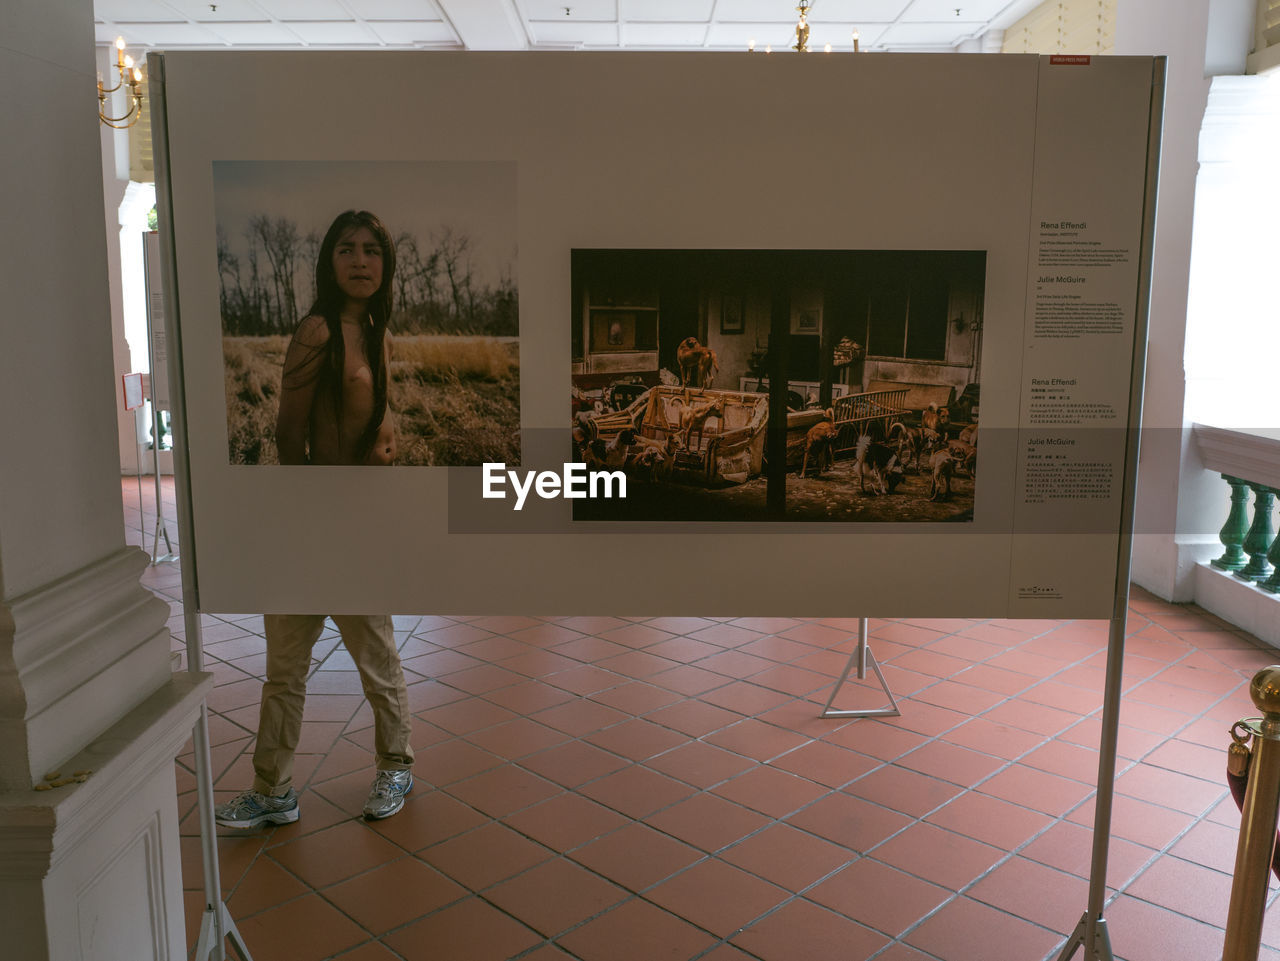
left=158, top=51, right=1158, bottom=617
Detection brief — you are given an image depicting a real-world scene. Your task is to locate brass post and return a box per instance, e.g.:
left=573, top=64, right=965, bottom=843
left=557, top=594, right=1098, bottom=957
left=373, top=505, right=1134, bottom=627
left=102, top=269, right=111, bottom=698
left=1223, top=666, right=1280, bottom=961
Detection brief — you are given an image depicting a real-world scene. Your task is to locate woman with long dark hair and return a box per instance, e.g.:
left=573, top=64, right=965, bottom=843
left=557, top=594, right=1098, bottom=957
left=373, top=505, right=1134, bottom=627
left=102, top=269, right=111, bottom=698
left=215, top=211, right=415, bottom=828
left=276, top=209, right=397, bottom=465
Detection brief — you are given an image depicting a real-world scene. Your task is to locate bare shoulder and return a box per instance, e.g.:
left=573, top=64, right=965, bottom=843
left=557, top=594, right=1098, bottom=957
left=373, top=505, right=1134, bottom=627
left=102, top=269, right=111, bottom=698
left=293, top=314, right=330, bottom=347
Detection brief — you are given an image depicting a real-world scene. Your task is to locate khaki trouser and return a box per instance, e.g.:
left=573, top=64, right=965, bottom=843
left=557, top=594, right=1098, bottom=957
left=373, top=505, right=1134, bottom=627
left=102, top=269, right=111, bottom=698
left=252, top=613, right=414, bottom=796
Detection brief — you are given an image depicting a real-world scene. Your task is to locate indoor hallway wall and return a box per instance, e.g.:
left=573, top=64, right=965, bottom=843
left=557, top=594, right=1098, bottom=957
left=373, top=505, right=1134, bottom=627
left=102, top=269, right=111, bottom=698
left=0, top=1, right=210, bottom=957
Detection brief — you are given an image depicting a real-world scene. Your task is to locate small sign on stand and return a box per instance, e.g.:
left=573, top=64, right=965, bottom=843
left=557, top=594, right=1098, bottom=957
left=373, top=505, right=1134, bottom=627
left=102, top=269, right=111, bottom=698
left=121, top=371, right=144, bottom=412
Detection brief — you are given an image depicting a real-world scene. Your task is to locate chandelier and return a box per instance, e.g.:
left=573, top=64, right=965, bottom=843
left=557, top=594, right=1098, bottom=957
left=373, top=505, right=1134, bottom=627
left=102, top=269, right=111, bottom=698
left=794, top=0, right=812, bottom=52
left=98, top=36, right=144, bottom=129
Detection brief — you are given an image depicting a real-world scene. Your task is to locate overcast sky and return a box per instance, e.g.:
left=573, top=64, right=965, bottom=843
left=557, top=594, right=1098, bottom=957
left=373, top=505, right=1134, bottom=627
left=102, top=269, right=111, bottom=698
left=213, top=160, right=517, bottom=290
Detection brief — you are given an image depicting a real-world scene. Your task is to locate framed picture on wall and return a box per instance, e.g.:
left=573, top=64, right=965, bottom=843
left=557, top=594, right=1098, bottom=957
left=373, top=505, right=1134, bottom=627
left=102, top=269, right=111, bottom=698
left=720, top=293, right=744, bottom=334
left=791, top=306, right=821, bottom=335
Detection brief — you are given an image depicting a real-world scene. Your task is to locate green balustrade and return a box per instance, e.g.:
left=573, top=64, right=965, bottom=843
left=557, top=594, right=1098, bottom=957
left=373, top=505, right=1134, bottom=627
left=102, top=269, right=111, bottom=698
left=1212, top=475, right=1251, bottom=572
left=1237, top=484, right=1277, bottom=581
left=1261, top=488, right=1280, bottom=594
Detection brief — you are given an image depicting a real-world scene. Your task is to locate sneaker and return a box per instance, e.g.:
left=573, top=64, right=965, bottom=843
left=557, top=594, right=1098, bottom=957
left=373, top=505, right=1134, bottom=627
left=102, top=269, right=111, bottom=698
left=214, top=788, right=300, bottom=829
left=363, top=770, right=413, bottom=820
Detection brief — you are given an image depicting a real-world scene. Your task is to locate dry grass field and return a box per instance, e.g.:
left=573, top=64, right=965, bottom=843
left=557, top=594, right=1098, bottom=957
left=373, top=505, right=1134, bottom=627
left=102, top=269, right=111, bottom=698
left=223, top=335, right=519, bottom=466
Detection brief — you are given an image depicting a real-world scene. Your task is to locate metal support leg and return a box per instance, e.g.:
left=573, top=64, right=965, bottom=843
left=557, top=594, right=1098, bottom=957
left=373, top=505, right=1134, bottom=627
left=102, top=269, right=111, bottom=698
left=1055, top=913, right=1113, bottom=961
left=149, top=410, right=176, bottom=565
left=1052, top=603, right=1126, bottom=961
left=193, top=896, right=252, bottom=961
left=189, top=702, right=254, bottom=961
left=151, top=510, right=176, bottom=564
left=821, top=618, right=900, bottom=719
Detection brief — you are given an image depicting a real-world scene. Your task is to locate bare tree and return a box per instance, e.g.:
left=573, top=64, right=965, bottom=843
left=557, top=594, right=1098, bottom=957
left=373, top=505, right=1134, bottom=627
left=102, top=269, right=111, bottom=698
left=435, top=226, right=474, bottom=328
left=217, top=225, right=244, bottom=333
left=222, top=216, right=516, bottom=337
left=249, top=215, right=302, bottom=331
left=300, top=230, right=321, bottom=314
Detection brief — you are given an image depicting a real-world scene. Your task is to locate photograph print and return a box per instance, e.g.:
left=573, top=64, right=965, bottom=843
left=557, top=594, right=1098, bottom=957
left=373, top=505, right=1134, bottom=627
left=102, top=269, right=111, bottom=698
left=214, top=161, right=519, bottom=467
left=570, top=249, right=985, bottom=522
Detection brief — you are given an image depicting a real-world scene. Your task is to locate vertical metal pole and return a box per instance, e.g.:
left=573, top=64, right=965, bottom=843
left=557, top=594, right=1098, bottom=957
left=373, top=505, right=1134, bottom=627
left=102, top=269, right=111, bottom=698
left=144, top=239, right=175, bottom=564
left=1222, top=668, right=1280, bottom=961
left=1055, top=56, right=1165, bottom=961
left=150, top=423, right=174, bottom=563
left=133, top=406, right=145, bottom=523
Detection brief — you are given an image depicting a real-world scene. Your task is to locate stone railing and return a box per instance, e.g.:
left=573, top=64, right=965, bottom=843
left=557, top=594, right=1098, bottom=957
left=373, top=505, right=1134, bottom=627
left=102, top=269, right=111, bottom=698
left=1193, top=424, right=1280, bottom=644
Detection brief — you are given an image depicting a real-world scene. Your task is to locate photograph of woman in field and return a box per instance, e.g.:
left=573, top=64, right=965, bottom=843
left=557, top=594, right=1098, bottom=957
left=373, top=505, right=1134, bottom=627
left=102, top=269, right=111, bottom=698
left=278, top=210, right=398, bottom=466
left=216, top=161, right=519, bottom=466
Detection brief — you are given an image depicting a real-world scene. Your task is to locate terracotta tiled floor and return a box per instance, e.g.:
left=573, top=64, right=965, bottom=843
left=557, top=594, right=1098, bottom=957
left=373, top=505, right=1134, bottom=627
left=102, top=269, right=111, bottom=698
left=123, top=479, right=1280, bottom=961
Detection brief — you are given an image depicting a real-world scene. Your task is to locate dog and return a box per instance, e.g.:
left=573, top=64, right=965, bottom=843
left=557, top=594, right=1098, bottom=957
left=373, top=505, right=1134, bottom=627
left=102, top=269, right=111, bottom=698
left=888, top=422, right=936, bottom=472
left=928, top=449, right=955, bottom=501
left=601, top=428, right=635, bottom=470
left=625, top=445, right=664, bottom=482
left=922, top=403, right=951, bottom=438
left=675, top=396, right=724, bottom=449
left=676, top=337, right=719, bottom=389
left=630, top=432, right=680, bottom=481
left=863, top=418, right=888, bottom=443
left=854, top=434, right=902, bottom=496
left=580, top=438, right=609, bottom=473
left=801, top=411, right=838, bottom=477
left=945, top=439, right=977, bottom=477
left=958, top=423, right=978, bottom=447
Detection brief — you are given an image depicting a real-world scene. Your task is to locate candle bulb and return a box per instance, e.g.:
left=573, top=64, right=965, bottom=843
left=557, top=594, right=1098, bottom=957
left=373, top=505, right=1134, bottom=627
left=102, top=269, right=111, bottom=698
left=748, top=39, right=755, bottom=51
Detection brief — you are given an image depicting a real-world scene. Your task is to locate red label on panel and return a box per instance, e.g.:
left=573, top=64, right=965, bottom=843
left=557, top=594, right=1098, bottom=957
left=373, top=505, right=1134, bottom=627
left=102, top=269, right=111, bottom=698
left=1050, top=55, right=1092, bottom=65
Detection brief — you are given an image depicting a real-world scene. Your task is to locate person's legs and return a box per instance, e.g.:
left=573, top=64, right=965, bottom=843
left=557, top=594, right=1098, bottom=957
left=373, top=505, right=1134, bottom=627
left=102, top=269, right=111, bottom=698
left=334, top=614, right=414, bottom=771
left=251, top=613, right=327, bottom=795
left=334, top=614, right=414, bottom=818
left=215, top=613, right=324, bottom=828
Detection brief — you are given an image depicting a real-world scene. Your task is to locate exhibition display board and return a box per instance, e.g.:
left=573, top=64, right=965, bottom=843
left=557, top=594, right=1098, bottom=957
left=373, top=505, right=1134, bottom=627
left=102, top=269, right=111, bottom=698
left=152, top=51, right=1163, bottom=961
left=155, top=50, right=1161, bottom=620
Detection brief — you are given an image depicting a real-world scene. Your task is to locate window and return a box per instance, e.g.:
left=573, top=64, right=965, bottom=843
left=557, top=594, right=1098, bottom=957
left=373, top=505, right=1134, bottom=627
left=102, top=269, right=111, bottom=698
left=864, top=269, right=947, bottom=362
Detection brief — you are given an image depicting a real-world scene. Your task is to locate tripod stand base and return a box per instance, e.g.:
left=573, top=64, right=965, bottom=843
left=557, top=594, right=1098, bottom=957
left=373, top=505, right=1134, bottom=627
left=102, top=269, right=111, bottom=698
left=1054, top=912, right=1114, bottom=961
left=194, top=897, right=253, bottom=961
left=150, top=517, right=176, bottom=565
left=821, top=620, right=900, bottom=719
left=821, top=645, right=900, bottom=718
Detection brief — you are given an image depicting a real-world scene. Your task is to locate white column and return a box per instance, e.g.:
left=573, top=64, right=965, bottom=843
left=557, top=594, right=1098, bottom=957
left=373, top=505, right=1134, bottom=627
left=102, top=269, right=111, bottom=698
left=1118, top=0, right=1260, bottom=601
left=0, top=3, right=210, bottom=959
left=1114, top=0, right=1217, bottom=600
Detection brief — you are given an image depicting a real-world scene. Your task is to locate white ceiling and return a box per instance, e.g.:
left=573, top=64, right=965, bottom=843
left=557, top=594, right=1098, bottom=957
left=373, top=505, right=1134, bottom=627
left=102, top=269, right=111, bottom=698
left=95, top=0, right=1046, bottom=52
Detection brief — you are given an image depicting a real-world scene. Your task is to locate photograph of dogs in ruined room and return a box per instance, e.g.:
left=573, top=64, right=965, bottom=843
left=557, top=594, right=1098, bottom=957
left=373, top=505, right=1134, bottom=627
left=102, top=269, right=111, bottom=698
left=570, top=249, right=985, bottom=522
left=214, top=161, right=519, bottom=467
